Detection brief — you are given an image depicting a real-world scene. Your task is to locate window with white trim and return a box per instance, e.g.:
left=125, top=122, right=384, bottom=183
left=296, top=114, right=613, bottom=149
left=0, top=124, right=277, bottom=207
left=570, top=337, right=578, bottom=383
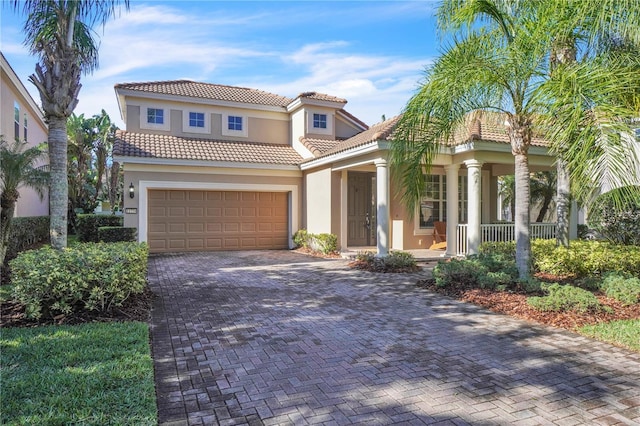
left=313, top=113, right=327, bottom=129
left=147, top=108, right=164, bottom=124
left=228, top=115, right=243, bottom=131
left=189, top=112, right=205, bottom=128
left=416, top=174, right=468, bottom=231
left=23, top=113, right=28, bottom=142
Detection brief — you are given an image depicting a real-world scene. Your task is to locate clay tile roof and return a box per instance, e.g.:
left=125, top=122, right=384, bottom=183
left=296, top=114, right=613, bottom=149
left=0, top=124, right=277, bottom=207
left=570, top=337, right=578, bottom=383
left=305, top=116, right=401, bottom=162
left=115, top=80, right=293, bottom=107
left=113, top=131, right=303, bottom=165
left=452, top=111, right=549, bottom=147
left=337, top=109, right=369, bottom=130
left=296, top=91, right=347, bottom=104
left=299, top=137, right=342, bottom=156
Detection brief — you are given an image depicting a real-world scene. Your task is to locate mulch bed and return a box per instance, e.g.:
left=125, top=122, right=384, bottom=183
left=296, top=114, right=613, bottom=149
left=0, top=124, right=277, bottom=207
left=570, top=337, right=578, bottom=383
left=416, top=277, right=640, bottom=330
left=0, top=286, right=154, bottom=328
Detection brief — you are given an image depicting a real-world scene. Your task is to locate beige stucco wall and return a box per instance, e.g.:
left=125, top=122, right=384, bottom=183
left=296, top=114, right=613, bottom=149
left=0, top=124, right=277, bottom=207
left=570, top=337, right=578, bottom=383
left=335, top=116, right=362, bottom=140
left=123, top=98, right=290, bottom=144
left=121, top=163, right=302, bottom=245
left=1, top=55, right=49, bottom=217
left=303, top=167, right=333, bottom=234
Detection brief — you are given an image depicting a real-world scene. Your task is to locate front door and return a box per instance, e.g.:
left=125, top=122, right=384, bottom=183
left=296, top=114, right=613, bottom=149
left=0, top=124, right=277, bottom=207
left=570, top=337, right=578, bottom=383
left=347, top=172, right=376, bottom=247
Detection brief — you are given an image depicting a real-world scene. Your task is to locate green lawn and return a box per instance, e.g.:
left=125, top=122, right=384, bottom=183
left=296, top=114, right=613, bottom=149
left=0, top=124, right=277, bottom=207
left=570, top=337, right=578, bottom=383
left=579, top=319, right=640, bottom=352
left=1, top=321, right=157, bottom=425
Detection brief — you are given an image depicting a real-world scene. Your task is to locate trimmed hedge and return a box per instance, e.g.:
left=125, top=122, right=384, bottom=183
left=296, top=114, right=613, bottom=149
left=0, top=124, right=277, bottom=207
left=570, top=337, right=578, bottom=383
left=98, top=226, right=137, bottom=243
left=10, top=242, right=148, bottom=319
left=6, top=216, right=49, bottom=261
left=480, top=240, right=640, bottom=278
left=77, top=214, right=123, bottom=242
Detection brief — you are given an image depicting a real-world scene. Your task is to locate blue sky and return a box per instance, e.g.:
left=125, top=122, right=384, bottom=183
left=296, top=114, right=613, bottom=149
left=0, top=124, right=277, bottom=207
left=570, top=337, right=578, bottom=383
left=1, top=1, right=441, bottom=128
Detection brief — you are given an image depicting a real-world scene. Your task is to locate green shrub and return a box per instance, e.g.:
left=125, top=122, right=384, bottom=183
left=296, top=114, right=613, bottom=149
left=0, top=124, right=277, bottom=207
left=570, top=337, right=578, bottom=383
left=353, top=250, right=418, bottom=273
left=533, top=240, right=640, bottom=278
left=293, top=229, right=309, bottom=248
left=76, top=214, right=123, bottom=242
left=10, top=242, right=148, bottom=319
left=588, top=185, right=640, bottom=245
left=479, top=241, right=516, bottom=259
left=98, top=226, right=137, bottom=242
left=5, top=216, right=49, bottom=261
left=527, top=283, right=605, bottom=313
left=433, top=258, right=488, bottom=287
left=313, top=233, right=338, bottom=254
left=293, top=229, right=338, bottom=254
left=601, top=273, right=640, bottom=306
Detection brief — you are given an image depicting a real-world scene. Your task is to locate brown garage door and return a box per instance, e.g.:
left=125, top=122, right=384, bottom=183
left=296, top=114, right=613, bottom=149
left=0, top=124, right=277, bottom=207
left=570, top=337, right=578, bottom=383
left=147, top=190, right=289, bottom=253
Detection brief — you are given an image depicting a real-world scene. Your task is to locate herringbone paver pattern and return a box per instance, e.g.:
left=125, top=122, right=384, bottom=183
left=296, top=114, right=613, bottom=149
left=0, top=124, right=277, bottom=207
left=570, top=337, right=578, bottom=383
left=148, top=251, right=640, bottom=425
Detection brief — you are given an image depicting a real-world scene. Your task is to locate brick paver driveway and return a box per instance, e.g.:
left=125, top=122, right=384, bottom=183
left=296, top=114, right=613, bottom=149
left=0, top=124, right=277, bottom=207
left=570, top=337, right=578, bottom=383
left=148, top=251, right=640, bottom=426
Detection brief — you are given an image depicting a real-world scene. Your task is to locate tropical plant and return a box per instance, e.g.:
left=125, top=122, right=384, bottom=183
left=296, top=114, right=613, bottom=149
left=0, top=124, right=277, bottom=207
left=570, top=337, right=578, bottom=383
left=499, top=171, right=556, bottom=222
left=0, top=137, right=49, bottom=266
left=13, top=0, right=129, bottom=249
left=391, top=3, right=552, bottom=279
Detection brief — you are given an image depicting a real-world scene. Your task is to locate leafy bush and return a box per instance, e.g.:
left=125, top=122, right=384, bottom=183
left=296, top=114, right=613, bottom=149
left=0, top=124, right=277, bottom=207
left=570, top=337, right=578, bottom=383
left=433, top=253, right=519, bottom=290
left=76, top=214, right=123, bottom=242
left=533, top=240, right=640, bottom=278
left=5, top=216, right=49, bottom=261
left=293, top=229, right=338, bottom=254
left=527, top=283, right=606, bottom=313
left=588, top=186, right=640, bottom=245
left=353, top=250, right=418, bottom=273
left=601, top=273, right=640, bottom=306
left=479, top=241, right=516, bottom=260
left=10, top=242, right=148, bottom=319
left=98, top=226, right=137, bottom=243
left=293, top=229, right=309, bottom=248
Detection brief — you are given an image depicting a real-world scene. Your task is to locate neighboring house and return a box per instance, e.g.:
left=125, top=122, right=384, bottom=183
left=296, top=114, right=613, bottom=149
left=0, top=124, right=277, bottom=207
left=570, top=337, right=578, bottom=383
left=113, top=80, right=557, bottom=256
left=0, top=52, right=49, bottom=217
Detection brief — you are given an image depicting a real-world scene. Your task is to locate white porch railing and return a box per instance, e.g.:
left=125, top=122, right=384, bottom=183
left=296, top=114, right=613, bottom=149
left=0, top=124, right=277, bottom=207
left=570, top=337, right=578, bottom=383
left=456, top=223, right=557, bottom=256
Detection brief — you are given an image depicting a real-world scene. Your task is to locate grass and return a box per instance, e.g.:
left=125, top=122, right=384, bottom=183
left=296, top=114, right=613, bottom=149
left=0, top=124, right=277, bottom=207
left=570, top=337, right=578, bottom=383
left=1, top=321, right=157, bottom=425
left=579, top=319, right=640, bottom=352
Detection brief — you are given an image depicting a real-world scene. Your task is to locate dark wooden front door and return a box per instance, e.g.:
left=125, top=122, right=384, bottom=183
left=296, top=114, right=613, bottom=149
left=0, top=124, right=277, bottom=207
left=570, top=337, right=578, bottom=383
left=347, top=172, right=376, bottom=247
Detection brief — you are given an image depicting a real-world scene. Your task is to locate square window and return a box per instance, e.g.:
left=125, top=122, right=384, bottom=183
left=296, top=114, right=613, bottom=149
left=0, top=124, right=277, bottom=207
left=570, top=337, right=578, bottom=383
left=313, top=113, right=327, bottom=129
left=189, top=112, right=205, bottom=128
left=147, top=108, right=164, bottom=124
left=228, top=116, right=243, bottom=131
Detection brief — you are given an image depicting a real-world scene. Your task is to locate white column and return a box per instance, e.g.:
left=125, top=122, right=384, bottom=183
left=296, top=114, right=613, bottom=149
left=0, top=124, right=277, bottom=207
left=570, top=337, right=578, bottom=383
left=340, top=170, right=348, bottom=251
left=465, top=159, right=484, bottom=255
left=375, top=159, right=390, bottom=256
left=445, top=164, right=460, bottom=257
left=569, top=199, right=579, bottom=240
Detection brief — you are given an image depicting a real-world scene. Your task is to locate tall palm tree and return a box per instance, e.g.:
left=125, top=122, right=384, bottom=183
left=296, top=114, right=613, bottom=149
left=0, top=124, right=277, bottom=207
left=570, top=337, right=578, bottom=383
left=0, top=138, right=49, bottom=266
left=438, top=0, right=640, bottom=246
left=391, top=4, right=551, bottom=279
left=13, top=0, right=128, bottom=249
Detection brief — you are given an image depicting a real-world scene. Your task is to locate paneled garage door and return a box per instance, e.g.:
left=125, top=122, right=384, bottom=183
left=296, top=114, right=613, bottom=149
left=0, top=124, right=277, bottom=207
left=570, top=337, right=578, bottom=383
left=147, top=190, right=289, bottom=253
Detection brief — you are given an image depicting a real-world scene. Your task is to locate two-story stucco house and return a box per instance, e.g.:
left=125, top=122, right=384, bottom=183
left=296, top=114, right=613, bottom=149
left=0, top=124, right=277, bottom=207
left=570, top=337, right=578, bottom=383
left=114, top=80, right=557, bottom=256
left=0, top=52, right=49, bottom=217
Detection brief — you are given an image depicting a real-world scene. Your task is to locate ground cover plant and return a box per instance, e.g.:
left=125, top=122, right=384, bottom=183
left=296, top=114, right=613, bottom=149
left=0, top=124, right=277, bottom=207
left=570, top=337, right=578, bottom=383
left=1, top=321, right=156, bottom=425
left=418, top=240, right=640, bottom=351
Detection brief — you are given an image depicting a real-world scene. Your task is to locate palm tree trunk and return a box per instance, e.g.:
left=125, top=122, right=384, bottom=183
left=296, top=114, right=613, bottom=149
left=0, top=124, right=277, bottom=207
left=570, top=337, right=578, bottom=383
left=0, top=193, right=17, bottom=267
left=556, top=158, right=571, bottom=246
left=48, top=117, right=68, bottom=249
left=514, top=153, right=531, bottom=280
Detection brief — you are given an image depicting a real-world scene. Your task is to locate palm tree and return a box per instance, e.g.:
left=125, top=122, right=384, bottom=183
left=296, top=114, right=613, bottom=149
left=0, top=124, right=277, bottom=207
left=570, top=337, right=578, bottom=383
left=438, top=0, right=640, bottom=246
left=13, top=0, right=128, bottom=249
left=531, top=171, right=556, bottom=223
left=391, top=5, right=551, bottom=279
left=0, top=138, right=49, bottom=266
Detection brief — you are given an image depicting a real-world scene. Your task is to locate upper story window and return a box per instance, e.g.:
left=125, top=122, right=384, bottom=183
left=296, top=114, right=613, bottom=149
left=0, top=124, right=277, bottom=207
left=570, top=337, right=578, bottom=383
left=147, top=108, right=164, bottom=124
left=14, top=102, right=20, bottom=141
left=313, top=113, right=327, bottom=129
left=228, top=115, right=243, bottom=131
left=189, top=112, right=205, bottom=128
left=23, top=114, right=28, bottom=142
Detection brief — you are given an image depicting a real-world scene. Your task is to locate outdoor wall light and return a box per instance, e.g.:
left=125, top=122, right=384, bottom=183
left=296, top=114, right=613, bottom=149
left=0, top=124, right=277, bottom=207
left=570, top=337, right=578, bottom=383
left=129, top=182, right=135, bottom=198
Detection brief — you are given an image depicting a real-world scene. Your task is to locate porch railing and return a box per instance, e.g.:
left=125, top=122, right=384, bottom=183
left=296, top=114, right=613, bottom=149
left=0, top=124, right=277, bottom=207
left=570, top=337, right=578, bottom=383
left=456, top=223, right=557, bottom=256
